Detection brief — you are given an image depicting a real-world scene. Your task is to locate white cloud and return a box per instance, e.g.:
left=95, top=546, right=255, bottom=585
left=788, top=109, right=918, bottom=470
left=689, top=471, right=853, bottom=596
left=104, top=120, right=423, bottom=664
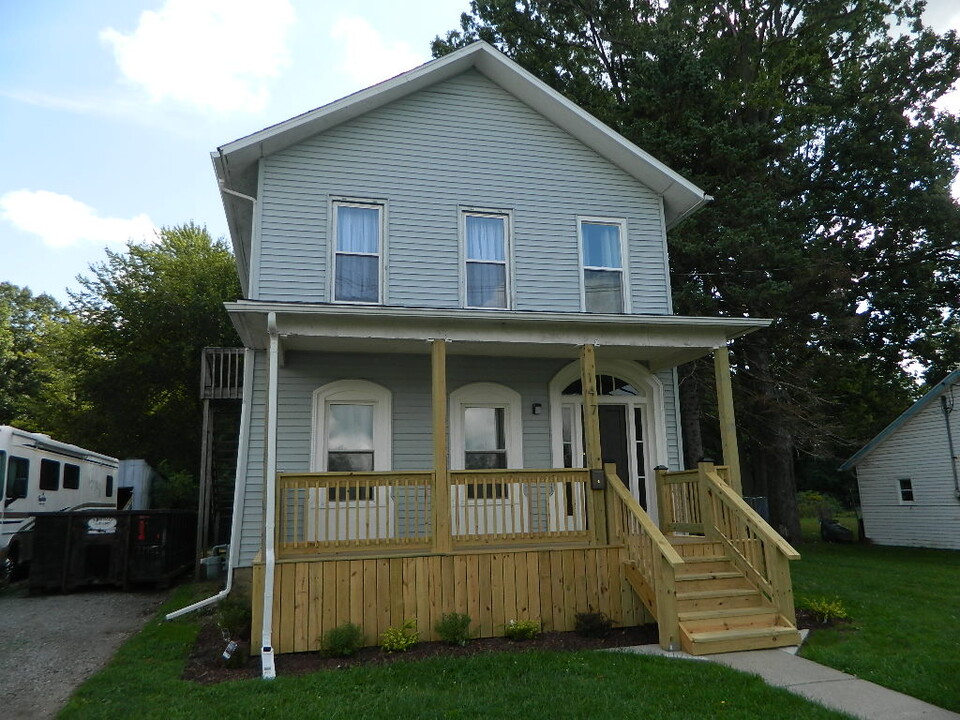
left=0, top=190, right=157, bottom=249
left=329, top=16, right=425, bottom=88
left=100, top=0, right=295, bottom=113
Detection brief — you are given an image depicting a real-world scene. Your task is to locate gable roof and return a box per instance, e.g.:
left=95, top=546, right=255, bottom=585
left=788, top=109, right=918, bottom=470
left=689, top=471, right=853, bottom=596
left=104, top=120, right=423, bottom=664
left=839, top=369, right=960, bottom=471
left=212, top=41, right=709, bottom=294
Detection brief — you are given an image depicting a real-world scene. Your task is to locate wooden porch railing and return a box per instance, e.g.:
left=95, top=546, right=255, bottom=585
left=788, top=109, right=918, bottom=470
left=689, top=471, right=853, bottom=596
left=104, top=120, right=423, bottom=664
left=606, top=464, right=684, bottom=650
left=275, top=468, right=591, bottom=557
left=656, top=462, right=800, bottom=624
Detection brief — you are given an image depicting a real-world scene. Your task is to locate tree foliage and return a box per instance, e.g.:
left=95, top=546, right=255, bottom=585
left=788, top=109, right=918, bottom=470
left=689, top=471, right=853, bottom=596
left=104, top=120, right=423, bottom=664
left=435, top=0, right=960, bottom=539
left=22, top=223, right=241, bottom=475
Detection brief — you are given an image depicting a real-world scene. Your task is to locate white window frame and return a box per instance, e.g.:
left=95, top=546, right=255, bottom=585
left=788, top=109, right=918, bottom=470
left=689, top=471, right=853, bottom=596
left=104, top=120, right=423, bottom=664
left=310, top=380, right=392, bottom=472
left=577, top=216, right=629, bottom=313
left=459, top=207, right=513, bottom=310
left=897, top=477, right=915, bottom=504
left=449, top=383, right=523, bottom=471
left=330, top=199, right=386, bottom=305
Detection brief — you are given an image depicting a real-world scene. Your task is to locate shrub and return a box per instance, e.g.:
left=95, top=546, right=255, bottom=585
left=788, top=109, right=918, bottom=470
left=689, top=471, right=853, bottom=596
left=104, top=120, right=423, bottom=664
left=435, top=613, right=473, bottom=646
left=797, top=491, right=843, bottom=519
left=797, top=596, right=850, bottom=624
left=322, top=622, right=365, bottom=657
left=217, top=598, right=252, bottom=641
left=574, top=612, right=614, bottom=638
left=503, top=619, right=540, bottom=641
left=380, top=619, right=420, bottom=653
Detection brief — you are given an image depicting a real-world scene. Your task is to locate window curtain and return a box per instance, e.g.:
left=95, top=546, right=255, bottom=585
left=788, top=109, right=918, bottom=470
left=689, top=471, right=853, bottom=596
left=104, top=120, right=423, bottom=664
left=337, top=206, right=379, bottom=253
left=466, top=216, right=505, bottom=261
left=582, top=223, right=621, bottom=268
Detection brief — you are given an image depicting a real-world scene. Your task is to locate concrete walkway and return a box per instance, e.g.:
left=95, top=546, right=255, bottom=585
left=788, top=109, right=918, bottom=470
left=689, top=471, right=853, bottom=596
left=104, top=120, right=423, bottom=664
left=621, top=644, right=960, bottom=720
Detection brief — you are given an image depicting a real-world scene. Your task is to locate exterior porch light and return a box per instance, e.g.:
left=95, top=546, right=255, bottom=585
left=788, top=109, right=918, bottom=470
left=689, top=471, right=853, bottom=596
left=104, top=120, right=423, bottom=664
left=531, top=402, right=543, bottom=415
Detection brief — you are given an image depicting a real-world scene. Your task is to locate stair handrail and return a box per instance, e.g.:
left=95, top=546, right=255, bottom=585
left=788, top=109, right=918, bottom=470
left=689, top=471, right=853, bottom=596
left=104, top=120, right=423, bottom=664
left=604, top=464, right=684, bottom=650
left=698, top=463, right=799, bottom=623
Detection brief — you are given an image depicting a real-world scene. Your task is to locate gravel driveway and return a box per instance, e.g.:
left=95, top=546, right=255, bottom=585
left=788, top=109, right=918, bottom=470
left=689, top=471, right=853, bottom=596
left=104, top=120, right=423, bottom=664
left=0, top=585, right=167, bottom=719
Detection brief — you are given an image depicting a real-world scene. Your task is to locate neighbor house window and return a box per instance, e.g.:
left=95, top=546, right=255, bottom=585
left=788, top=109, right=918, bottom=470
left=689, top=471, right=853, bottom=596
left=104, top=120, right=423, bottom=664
left=464, top=212, right=509, bottom=308
left=898, top=478, right=915, bottom=503
left=334, top=202, right=382, bottom=303
left=580, top=219, right=626, bottom=313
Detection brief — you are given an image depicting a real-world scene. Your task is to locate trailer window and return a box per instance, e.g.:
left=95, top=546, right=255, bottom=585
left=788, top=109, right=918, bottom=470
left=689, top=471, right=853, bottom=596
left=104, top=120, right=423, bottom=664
left=63, top=463, right=80, bottom=490
left=39, top=459, right=60, bottom=491
left=7, top=456, right=28, bottom=501
left=105, top=475, right=114, bottom=497
left=0, top=451, right=5, bottom=491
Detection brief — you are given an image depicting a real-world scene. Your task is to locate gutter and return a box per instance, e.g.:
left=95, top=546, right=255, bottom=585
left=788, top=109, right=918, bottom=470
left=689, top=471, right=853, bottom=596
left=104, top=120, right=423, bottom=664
left=940, top=391, right=960, bottom=500
left=165, top=347, right=255, bottom=620
left=259, top=313, right=281, bottom=679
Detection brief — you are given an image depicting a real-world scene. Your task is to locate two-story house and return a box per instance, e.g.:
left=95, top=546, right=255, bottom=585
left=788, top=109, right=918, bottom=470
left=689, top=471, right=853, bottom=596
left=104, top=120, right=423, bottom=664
left=212, top=41, right=800, bottom=677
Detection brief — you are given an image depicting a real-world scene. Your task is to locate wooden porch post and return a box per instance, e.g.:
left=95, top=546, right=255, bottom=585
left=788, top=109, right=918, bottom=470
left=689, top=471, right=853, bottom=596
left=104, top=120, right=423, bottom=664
left=713, top=344, right=743, bottom=495
left=431, top=339, right=452, bottom=553
left=580, top=344, right=608, bottom=544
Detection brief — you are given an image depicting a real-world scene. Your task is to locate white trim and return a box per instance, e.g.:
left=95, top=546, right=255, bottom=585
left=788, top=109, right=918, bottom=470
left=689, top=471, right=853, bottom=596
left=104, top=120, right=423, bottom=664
left=548, top=359, right=667, bottom=518
left=310, top=380, right=392, bottom=472
left=249, top=161, right=264, bottom=300
left=459, top=207, right=514, bottom=310
left=329, top=199, right=386, bottom=305
left=577, top=216, right=630, bottom=313
left=449, top=382, right=523, bottom=470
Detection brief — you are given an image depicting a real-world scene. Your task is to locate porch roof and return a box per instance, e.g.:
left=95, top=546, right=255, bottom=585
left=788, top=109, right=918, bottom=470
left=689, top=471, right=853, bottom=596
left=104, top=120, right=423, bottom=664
left=225, top=301, right=770, bottom=371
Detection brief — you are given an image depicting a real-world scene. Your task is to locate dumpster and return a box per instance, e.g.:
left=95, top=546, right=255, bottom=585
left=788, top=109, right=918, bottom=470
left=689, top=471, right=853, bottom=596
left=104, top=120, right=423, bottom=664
left=29, top=510, right=195, bottom=593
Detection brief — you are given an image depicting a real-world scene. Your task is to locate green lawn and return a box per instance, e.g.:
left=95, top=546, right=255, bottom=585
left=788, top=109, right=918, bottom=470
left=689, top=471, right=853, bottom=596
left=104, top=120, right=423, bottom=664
left=793, top=535, right=960, bottom=712
left=60, top=587, right=851, bottom=720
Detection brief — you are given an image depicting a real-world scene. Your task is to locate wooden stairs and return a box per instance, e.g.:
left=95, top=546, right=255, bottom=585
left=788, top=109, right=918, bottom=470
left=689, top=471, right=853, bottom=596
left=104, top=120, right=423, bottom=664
left=630, top=539, right=801, bottom=656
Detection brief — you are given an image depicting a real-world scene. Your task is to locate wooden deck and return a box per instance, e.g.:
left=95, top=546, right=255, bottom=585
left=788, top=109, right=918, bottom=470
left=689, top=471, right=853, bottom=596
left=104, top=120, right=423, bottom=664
left=251, top=462, right=800, bottom=656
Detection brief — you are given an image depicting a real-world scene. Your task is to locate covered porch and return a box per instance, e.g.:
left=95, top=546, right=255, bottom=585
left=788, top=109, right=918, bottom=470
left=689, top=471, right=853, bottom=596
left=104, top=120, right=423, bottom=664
left=227, top=302, right=799, bottom=662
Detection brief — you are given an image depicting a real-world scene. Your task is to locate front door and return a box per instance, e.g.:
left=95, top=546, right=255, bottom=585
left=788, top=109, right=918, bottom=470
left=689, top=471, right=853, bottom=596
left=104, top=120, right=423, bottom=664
left=598, top=404, right=647, bottom=509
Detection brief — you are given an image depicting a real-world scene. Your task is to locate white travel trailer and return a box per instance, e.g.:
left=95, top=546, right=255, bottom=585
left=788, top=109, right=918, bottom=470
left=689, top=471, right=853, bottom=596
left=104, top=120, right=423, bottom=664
left=0, top=425, right=119, bottom=573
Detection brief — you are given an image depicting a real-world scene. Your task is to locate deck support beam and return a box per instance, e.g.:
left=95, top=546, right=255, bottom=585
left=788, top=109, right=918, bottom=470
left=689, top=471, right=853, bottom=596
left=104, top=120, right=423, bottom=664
left=580, top=344, right=607, bottom=544
left=713, top=344, right=743, bottom=495
left=431, top=339, right=452, bottom=553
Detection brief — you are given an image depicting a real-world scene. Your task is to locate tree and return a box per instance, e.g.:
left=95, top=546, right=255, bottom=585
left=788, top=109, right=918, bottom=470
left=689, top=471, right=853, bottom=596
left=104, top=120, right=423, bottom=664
left=0, top=282, right=68, bottom=425
left=28, top=223, right=242, bottom=475
left=435, top=1, right=960, bottom=540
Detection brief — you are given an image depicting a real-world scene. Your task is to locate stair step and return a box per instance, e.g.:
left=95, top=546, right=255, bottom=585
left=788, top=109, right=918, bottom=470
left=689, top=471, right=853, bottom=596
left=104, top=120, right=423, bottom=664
left=677, top=558, right=734, bottom=572
left=674, top=575, right=753, bottom=593
left=676, top=571, right=743, bottom=581
left=677, top=588, right=764, bottom=613
left=685, top=625, right=799, bottom=645
left=679, top=606, right=778, bottom=621
left=677, top=588, right=759, bottom=601
left=680, top=611, right=782, bottom=634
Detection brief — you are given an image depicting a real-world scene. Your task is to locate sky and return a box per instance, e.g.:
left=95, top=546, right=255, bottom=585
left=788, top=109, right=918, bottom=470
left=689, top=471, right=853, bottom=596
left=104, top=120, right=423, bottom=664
left=1, top=0, right=959, bottom=303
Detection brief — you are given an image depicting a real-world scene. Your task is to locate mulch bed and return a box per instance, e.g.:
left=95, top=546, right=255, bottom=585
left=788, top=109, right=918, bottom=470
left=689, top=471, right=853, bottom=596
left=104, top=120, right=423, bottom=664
left=183, top=609, right=846, bottom=684
left=183, top=617, right=658, bottom=684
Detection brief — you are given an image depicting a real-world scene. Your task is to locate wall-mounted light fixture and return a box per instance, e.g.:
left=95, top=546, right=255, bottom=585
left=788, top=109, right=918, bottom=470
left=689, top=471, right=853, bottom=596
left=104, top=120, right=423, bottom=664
left=531, top=402, right=543, bottom=415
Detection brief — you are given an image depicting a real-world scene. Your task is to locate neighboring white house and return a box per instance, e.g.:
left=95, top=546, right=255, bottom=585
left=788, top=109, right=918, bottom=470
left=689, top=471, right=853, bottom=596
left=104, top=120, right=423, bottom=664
left=840, top=370, right=960, bottom=550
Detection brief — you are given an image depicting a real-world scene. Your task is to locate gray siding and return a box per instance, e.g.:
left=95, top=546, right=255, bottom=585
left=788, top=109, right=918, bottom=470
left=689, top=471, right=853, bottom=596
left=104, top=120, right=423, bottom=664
left=236, top=350, right=680, bottom=566
left=256, top=70, right=670, bottom=313
left=855, top=383, right=960, bottom=550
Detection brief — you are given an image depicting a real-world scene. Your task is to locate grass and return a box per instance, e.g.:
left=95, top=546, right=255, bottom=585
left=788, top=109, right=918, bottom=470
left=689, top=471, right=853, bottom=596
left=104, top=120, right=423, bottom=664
left=793, top=533, right=960, bottom=712
left=60, top=586, right=851, bottom=720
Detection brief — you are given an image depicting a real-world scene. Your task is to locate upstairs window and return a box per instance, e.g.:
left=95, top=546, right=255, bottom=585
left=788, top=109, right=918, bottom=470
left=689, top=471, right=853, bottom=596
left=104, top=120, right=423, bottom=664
left=580, top=219, right=626, bottom=313
left=464, top=212, right=509, bottom=308
left=334, top=202, right=382, bottom=303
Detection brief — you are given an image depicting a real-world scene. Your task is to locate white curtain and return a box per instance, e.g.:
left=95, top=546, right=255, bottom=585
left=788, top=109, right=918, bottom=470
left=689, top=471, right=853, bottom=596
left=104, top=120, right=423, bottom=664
left=337, top=206, right=379, bottom=253
left=466, top=215, right=505, bottom=261
left=582, top=223, right=621, bottom=268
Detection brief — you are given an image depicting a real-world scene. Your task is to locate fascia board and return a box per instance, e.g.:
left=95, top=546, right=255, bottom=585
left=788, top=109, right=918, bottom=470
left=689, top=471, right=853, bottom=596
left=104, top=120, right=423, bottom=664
left=211, top=152, right=250, bottom=297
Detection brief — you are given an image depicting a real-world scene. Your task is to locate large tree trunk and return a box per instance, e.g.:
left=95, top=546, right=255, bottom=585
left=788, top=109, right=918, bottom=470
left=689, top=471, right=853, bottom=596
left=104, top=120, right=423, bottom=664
left=678, top=362, right=704, bottom=470
left=741, top=338, right=802, bottom=543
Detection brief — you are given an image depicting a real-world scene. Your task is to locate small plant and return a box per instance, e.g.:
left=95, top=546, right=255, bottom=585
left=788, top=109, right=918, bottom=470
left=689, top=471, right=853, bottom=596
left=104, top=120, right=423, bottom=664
left=503, top=619, right=540, bottom=641
left=797, top=596, right=850, bottom=624
left=322, top=622, right=365, bottom=657
left=574, top=612, right=614, bottom=638
left=217, top=598, right=252, bottom=641
left=435, top=612, right=473, bottom=646
left=380, top=619, right=420, bottom=652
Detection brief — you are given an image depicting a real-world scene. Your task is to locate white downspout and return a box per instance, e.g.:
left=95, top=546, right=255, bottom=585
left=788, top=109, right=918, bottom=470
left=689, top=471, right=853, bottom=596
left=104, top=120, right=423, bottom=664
left=165, top=347, right=255, bottom=621
left=260, top=312, right=281, bottom=679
